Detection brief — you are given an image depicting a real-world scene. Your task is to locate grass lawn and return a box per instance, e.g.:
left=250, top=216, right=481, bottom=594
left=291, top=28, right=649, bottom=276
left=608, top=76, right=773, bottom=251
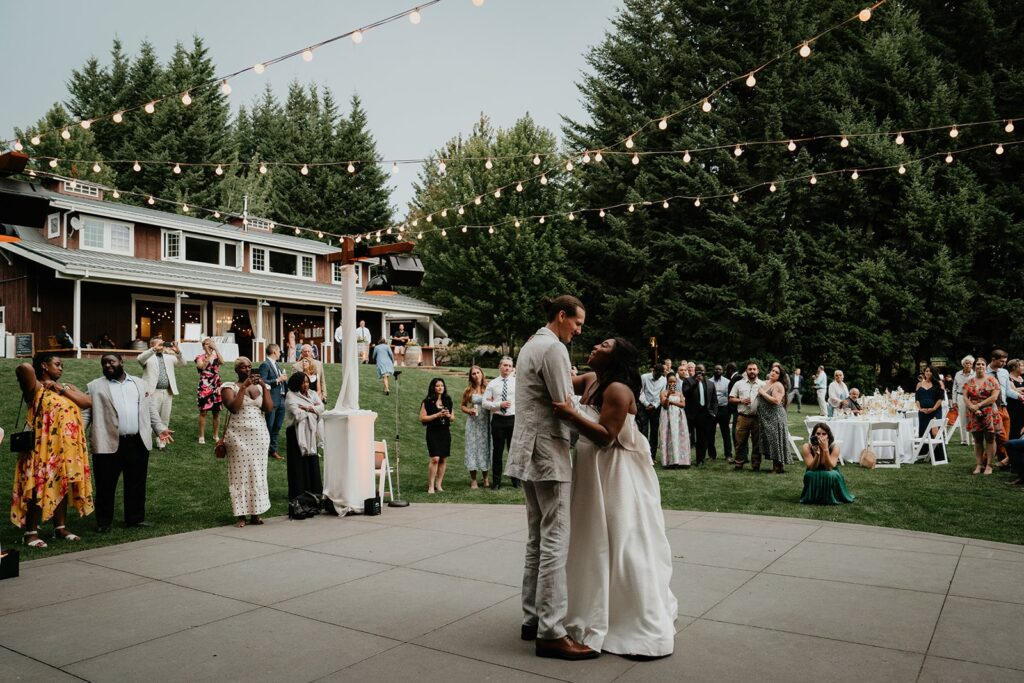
left=1, top=358, right=1021, bottom=559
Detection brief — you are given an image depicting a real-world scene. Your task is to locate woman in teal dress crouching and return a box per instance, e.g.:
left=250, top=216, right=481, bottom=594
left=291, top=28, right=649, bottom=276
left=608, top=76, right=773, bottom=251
left=800, top=422, right=855, bottom=505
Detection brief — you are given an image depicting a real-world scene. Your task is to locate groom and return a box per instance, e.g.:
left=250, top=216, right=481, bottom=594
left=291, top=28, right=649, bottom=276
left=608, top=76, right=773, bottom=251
left=506, top=294, right=597, bottom=660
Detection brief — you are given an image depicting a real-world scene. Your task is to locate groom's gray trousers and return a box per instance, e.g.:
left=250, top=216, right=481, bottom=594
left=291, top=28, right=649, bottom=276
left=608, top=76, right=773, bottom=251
left=521, top=480, right=571, bottom=640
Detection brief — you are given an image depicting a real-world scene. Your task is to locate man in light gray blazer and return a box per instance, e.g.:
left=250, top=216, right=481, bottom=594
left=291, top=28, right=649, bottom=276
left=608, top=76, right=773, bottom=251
left=505, top=295, right=596, bottom=660
left=138, top=337, right=184, bottom=451
left=83, top=353, right=173, bottom=532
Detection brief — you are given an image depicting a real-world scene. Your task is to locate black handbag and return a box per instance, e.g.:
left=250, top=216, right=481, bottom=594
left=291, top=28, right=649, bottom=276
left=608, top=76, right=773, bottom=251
left=9, top=396, right=35, bottom=454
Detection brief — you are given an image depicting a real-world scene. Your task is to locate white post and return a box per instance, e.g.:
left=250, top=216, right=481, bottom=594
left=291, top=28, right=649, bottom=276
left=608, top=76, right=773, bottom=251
left=174, top=292, right=183, bottom=342
left=380, top=315, right=387, bottom=343
left=428, top=318, right=435, bottom=346
left=73, top=278, right=82, bottom=359
left=255, top=300, right=263, bottom=343
left=323, top=305, right=332, bottom=364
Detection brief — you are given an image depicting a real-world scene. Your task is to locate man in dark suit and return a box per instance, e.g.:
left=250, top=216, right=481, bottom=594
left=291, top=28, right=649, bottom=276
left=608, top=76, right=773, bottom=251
left=683, top=364, right=718, bottom=466
left=259, top=343, right=287, bottom=460
left=788, top=367, right=804, bottom=412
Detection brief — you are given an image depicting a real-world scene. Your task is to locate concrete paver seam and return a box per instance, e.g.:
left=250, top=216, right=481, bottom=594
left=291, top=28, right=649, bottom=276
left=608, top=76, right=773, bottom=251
left=696, top=616, right=931, bottom=657
left=794, top=537, right=965, bottom=559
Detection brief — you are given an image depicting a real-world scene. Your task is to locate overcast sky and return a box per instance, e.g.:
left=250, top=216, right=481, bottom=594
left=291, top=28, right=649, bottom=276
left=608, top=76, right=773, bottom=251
left=0, top=0, right=623, bottom=210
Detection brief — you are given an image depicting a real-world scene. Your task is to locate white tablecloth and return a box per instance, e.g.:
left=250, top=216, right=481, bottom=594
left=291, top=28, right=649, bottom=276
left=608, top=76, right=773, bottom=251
left=177, top=342, right=240, bottom=362
left=805, top=415, right=919, bottom=464
left=322, top=409, right=378, bottom=514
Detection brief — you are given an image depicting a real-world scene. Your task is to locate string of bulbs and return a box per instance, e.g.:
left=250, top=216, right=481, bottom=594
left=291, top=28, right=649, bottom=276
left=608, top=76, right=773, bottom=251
left=21, top=137, right=1018, bottom=248
left=2, top=0, right=470, bottom=149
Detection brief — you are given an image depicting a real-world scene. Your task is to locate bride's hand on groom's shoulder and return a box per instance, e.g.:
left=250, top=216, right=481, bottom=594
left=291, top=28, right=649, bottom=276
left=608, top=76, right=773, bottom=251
left=552, top=395, right=576, bottom=420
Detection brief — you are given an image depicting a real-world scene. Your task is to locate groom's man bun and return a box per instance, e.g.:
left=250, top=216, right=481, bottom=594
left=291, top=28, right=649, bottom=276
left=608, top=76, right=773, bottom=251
left=541, top=294, right=585, bottom=322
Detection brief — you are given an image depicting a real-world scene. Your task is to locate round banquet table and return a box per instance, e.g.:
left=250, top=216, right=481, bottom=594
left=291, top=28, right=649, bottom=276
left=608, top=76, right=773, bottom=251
left=804, top=414, right=920, bottom=464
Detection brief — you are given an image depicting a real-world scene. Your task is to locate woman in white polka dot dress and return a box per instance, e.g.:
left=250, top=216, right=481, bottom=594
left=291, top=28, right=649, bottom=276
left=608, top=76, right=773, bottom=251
left=221, top=357, right=273, bottom=527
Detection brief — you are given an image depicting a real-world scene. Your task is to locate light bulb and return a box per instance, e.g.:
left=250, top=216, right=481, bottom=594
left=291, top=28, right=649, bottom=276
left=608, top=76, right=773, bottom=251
left=426, top=214, right=432, bottom=222
left=458, top=206, right=465, bottom=215
left=48, top=158, right=58, bottom=168
left=568, top=212, right=575, bottom=220
left=472, top=0, right=484, bottom=6
left=809, top=175, right=818, bottom=184
left=14, top=140, right=23, bottom=151
left=412, top=219, right=419, bottom=226
left=61, top=128, right=71, bottom=140
left=112, top=111, right=124, bottom=123
left=732, top=194, right=740, bottom=203
left=701, top=98, right=712, bottom=113
left=851, top=170, right=859, bottom=180
left=628, top=204, right=635, bottom=213
left=80, top=119, right=91, bottom=129
left=295, top=227, right=301, bottom=235
left=410, top=9, right=421, bottom=24
left=391, top=162, right=399, bottom=175
left=494, top=188, right=501, bottom=198
left=300, top=164, right=309, bottom=175
left=145, top=101, right=156, bottom=114
left=417, top=232, right=423, bottom=239
left=599, top=209, right=605, bottom=218
left=540, top=174, right=548, bottom=185
left=302, top=49, right=314, bottom=62
left=859, top=8, right=872, bottom=21
left=474, top=195, right=482, bottom=205
left=92, top=163, right=101, bottom=173
left=30, top=135, right=41, bottom=145
left=746, top=72, right=756, bottom=87
left=462, top=226, right=468, bottom=232
left=949, top=126, right=959, bottom=138
left=996, top=144, right=1004, bottom=155
left=387, top=227, right=393, bottom=235
left=898, top=164, right=907, bottom=174
left=565, top=160, right=574, bottom=171
left=485, top=157, right=493, bottom=170
left=352, top=30, right=363, bottom=44
left=181, top=91, right=192, bottom=106
left=516, top=182, right=523, bottom=192
left=133, top=161, right=142, bottom=172
left=945, top=153, right=953, bottom=164
left=1006, top=120, right=1015, bottom=133
left=182, top=204, right=189, bottom=213
left=441, top=208, right=447, bottom=217
left=662, top=200, right=669, bottom=209
left=221, top=80, right=232, bottom=95
left=594, top=151, right=603, bottom=162
left=769, top=183, right=777, bottom=192
left=840, top=136, right=849, bottom=148
left=625, top=136, right=634, bottom=149
left=347, top=162, right=355, bottom=173
left=112, top=190, right=120, bottom=198
left=488, top=226, right=494, bottom=234
left=659, top=117, right=668, bottom=130
left=174, top=163, right=182, bottom=174
left=799, top=42, right=811, bottom=58
left=259, top=163, right=267, bottom=174
left=539, top=217, right=545, bottom=224
left=253, top=62, right=265, bottom=75
left=533, top=153, right=541, bottom=165
left=148, top=196, right=155, bottom=205
left=682, top=150, right=691, bottom=163
left=733, top=144, right=743, bottom=156
left=694, top=197, right=701, bottom=207
left=788, top=140, right=797, bottom=152
left=438, top=159, right=446, bottom=173
left=632, top=153, right=640, bottom=165
left=514, top=220, right=521, bottom=227
left=895, top=132, right=905, bottom=145
left=27, top=170, right=35, bottom=177
left=215, top=164, right=223, bottom=176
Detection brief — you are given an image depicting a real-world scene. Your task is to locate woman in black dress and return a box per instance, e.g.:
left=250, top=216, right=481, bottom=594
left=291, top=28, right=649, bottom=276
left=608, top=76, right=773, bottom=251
left=419, top=377, right=455, bottom=494
left=915, top=366, right=945, bottom=459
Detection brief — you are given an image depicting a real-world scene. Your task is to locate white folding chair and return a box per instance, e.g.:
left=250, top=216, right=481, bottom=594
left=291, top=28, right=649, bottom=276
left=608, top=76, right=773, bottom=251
left=912, top=418, right=949, bottom=466
left=373, top=440, right=394, bottom=502
left=867, top=421, right=900, bottom=468
left=788, top=434, right=804, bottom=462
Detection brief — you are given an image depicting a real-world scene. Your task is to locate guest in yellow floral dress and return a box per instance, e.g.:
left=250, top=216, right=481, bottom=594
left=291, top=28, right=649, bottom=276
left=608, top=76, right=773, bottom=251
left=12, top=353, right=94, bottom=548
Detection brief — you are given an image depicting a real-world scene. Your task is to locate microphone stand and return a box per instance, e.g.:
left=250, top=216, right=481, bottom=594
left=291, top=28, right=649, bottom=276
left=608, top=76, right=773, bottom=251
left=388, top=369, right=409, bottom=507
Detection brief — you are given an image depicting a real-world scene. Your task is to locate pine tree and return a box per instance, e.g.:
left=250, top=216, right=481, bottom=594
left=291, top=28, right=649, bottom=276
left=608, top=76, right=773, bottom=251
left=330, top=95, right=393, bottom=233
left=16, top=103, right=116, bottom=186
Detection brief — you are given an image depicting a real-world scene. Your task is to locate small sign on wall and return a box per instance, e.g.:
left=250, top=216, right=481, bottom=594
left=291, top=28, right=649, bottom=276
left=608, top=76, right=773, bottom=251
left=15, top=333, right=34, bottom=358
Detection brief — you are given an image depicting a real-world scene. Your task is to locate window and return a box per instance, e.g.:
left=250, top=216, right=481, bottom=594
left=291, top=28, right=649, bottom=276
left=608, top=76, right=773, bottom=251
left=185, top=236, right=220, bottom=265
left=163, top=230, right=181, bottom=260
left=301, top=255, right=314, bottom=279
left=47, top=213, right=60, bottom=239
left=62, top=180, right=101, bottom=198
left=79, top=216, right=133, bottom=254
left=251, top=247, right=266, bottom=272
left=332, top=262, right=342, bottom=284
left=251, top=247, right=316, bottom=280
left=269, top=250, right=297, bottom=276
left=224, top=243, right=238, bottom=268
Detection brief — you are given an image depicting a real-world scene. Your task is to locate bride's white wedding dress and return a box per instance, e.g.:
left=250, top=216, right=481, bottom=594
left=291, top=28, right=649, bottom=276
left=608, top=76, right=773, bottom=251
left=565, top=404, right=678, bottom=657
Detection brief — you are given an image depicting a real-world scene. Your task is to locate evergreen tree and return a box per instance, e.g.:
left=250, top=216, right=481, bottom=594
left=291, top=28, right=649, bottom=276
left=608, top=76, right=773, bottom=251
left=16, top=103, right=116, bottom=186
left=330, top=95, right=393, bottom=232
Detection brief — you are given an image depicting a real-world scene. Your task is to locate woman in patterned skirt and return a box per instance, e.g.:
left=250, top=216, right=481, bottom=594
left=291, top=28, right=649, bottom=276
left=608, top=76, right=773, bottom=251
left=758, top=365, right=792, bottom=473
left=460, top=366, right=491, bottom=489
left=221, top=357, right=272, bottom=527
left=195, top=337, right=223, bottom=445
left=658, top=373, right=690, bottom=468
left=964, top=356, right=1001, bottom=475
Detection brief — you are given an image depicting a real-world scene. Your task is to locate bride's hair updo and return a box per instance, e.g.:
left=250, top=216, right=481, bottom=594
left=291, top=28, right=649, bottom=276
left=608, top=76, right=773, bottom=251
left=594, top=337, right=641, bottom=408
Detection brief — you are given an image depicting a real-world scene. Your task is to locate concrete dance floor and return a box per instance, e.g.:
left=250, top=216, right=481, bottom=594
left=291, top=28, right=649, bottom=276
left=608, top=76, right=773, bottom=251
left=2, top=504, right=1023, bottom=682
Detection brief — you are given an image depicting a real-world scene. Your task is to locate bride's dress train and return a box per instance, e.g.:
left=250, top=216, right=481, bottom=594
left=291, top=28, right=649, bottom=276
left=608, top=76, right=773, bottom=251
left=565, top=405, right=678, bottom=657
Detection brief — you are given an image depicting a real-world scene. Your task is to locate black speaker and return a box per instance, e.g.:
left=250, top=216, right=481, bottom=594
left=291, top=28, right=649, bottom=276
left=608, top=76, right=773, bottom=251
left=363, top=496, right=382, bottom=516
left=386, top=255, right=425, bottom=287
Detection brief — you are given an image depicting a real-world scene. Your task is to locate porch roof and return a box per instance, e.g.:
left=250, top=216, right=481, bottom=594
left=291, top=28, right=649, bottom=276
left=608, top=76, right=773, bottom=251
left=0, top=224, right=444, bottom=316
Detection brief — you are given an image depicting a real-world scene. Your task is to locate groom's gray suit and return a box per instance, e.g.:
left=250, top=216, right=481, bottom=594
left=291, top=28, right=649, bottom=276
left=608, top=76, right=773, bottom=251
left=505, top=326, right=574, bottom=640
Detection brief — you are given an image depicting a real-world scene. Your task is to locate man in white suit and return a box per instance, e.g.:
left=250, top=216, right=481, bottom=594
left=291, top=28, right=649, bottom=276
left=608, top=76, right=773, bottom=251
left=83, top=353, right=173, bottom=532
left=505, top=294, right=596, bottom=660
left=137, top=337, right=183, bottom=451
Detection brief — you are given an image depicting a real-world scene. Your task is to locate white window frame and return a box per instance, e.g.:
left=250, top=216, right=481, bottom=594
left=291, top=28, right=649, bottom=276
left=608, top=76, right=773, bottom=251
left=162, top=229, right=240, bottom=270
left=62, top=180, right=101, bottom=198
left=251, top=245, right=316, bottom=281
left=47, top=213, right=60, bottom=239
left=79, top=214, right=134, bottom=255
left=251, top=246, right=267, bottom=273
left=162, top=229, right=182, bottom=260
left=332, top=261, right=364, bottom=286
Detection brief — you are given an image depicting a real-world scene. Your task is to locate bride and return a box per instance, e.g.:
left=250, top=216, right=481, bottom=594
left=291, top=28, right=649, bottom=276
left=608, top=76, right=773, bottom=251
left=553, top=337, right=678, bottom=658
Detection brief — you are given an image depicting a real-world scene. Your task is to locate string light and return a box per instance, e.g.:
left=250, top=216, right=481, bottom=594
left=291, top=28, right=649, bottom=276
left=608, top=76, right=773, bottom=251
left=133, top=161, right=142, bottom=172
left=417, top=232, right=423, bottom=239
left=568, top=212, right=575, bottom=220
left=733, top=144, right=743, bottom=157
left=840, top=136, right=849, bottom=148
left=440, top=208, right=447, bottom=217
left=220, top=80, right=232, bottom=95
left=80, top=119, right=91, bottom=130
left=302, top=48, right=314, bottom=62
left=426, top=214, right=433, bottom=222
left=533, top=154, right=541, bottom=165
left=392, top=161, right=400, bottom=175
left=488, top=226, right=494, bottom=234
left=458, top=206, right=465, bottom=215
left=148, top=196, right=156, bottom=205
left=996, top=143, right=1004, bottom=155
left=259, top=163, right=267, bottom=174
left=540, top=174, right=548, bottom=185
left=92, top=163, right=101, bottom=173
left=859, top=7, right=872, bottom=21
left=462, top=225, right=468, bottom=232
left=145, top=101, right=156, bottom=114
left=410, top=8, right=421, bottom=23
left=253, top=63, right=266, bottom=75
left=112, top=112, right=124, bottom=124
left=895, top=132, right=905, bottom=145
left=701, top=98, right=712, bottom=113
left=215, top=164, right=223, bottom=175
left=472, top=0, right=484, bottom=7
left=598, top=209, right=605, bottom=218
left=516, top=182, right=524, bottom=192
left=13, top=140, right=23, bottom=151
left=485, top=157, right=493, bottom=170
left=214, top=211, right=221, bottom=218
left=295, top=227, right=301, bottom=235
left=769, top=183, right=777, bottom=192
left=949, top=126, right=959, bottom=138
left=746, top=72, right=756, bottom=87
left=347, top=162, right=356, bottom=173
left=788, top=140, right=797, bottom=152
left=625, top=136, right=634, bottom=149
left=565, top=159, right=574, bottom=171
left=539, top=216, right=545, bottom=224
left=632, top=153, right=640, bottom=165
left=662, top=200, right=669, bottom=208
left=514, top=219, right=521, bottom=227
left=732, top=193, right=740, bottom=203
left=494, top=188, right=501, bottom=198
left=30, top=135, right=41, bottom=145
left=945, top=153, right=953, bottom=163
left=61, top=128, right=71, bottom=140
left=181, top=91, right=192, bottom=106
left=173, top=163, right=182, bottom=174
left=694, top=197, right=701, bottom=207
left=182, top=204, right=190, bottom=212
left=438, top=159, right=446, bottom=173
left=474, top=195, right=482, bottom=205
left=352, top=30, right=364, bottom=44
left=682, top=150, right=691, bottom=163
left=112, top=190, right=120, bottom=198
left=317, top=231, right=324, bottom=238
left=799, top=42, right=811, bottom=58
left=851, top=169, right=859, bottom=180
left=628, top=204, right=635, bottom=212
left=898, top=164, right=907, bottom=174
left=48, top=159, right=58, bottom=168
left=594, top=151, right=603, bottom=162
left=300, top=164, right=309, bottom=175
left=658, top=117, right=668, bottom=130
left=809, top=175, right=818, bottom=184
left=1006, top=120, right=1016, bottom=133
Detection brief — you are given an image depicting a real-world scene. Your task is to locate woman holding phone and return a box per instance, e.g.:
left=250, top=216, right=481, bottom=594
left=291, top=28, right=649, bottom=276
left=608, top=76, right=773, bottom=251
left=420, top=377, right=455, bottom=494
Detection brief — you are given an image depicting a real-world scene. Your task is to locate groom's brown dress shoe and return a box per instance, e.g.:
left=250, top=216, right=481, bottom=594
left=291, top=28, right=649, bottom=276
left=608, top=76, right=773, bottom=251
left=536, top=636, right=599, bottom=660
left=521, top=624, right=537, bottom=641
